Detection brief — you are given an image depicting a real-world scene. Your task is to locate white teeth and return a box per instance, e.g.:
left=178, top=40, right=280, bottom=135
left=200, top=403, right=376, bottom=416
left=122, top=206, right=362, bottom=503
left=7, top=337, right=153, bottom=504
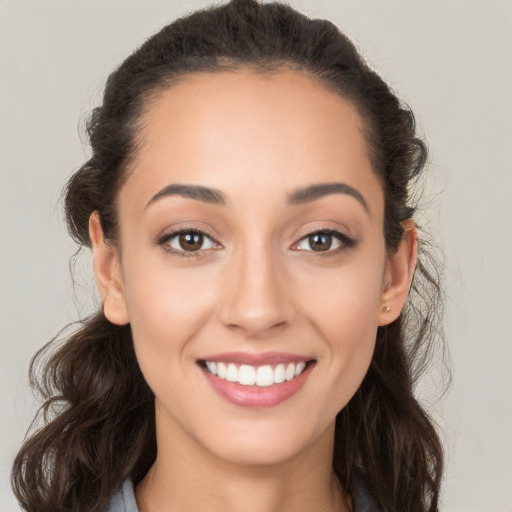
left=285, top=363, right=295, bottom=381
left=204, top=360, right=308, bottom=386
left=239, top=364, right=256, bottom=385
left=217, top=362, right=227, bottom=379
left=274, top=364, right=285, bottom=383
left=256, top=365, right=274, bottom=387
left=295, top=362, right=306, bottom=376
left=226, top=363, right=239, bottom=382
left=206, top=361, right=217, bottom=375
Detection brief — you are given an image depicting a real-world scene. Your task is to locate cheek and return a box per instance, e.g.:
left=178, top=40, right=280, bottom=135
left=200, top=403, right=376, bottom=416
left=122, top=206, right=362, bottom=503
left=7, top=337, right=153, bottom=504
left=311, top=299, right=378, bottom=423
left=123, top=250, right=217, bottom=324
left=120, top=251, right=221, bottom=374
left=295, top=248, right=385, bottom=400
left=296, top=248, right=386, bottom=335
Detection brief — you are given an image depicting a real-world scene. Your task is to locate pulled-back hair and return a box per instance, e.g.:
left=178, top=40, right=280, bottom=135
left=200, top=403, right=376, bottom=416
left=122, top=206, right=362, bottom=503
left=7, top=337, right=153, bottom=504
left=12, top=1, right=445, bottom=511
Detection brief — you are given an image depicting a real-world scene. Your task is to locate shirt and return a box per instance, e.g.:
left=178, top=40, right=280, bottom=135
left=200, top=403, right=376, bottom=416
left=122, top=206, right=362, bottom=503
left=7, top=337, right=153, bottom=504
left=103, top=477, right=383, bottom=511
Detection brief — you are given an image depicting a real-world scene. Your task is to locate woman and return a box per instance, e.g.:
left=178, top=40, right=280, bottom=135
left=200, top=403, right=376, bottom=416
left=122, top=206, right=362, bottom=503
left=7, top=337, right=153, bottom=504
left=12, top=1, right=444, bottom=511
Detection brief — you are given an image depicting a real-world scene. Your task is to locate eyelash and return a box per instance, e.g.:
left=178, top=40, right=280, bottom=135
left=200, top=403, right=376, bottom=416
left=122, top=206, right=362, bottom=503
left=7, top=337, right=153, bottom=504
left=156, top=228, right=220, bottom=258
left=156, top=227, right=357, bottom=258
left=293, top=228, right=357, bottom=256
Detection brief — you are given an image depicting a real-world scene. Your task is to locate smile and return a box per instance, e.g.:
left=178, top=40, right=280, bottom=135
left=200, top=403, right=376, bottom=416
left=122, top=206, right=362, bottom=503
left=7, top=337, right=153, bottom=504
left=203, top=361, right=308, bottom=387
left=198, top=353, right=316, bottom=408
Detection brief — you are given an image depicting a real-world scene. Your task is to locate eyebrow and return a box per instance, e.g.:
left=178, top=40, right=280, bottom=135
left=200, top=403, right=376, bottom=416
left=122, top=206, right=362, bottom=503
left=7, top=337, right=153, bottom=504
left=146, top=181, right=369, bottom=213
left=146, top=184, right=229, bottom=208
left=287, top=182, right=369, bottom=213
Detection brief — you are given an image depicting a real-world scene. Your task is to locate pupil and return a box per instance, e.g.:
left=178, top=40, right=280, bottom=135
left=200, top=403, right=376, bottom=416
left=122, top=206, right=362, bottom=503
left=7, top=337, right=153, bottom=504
left=180, top=232, right=203, bottom=251
left=309, top=233, right=332, bottom=251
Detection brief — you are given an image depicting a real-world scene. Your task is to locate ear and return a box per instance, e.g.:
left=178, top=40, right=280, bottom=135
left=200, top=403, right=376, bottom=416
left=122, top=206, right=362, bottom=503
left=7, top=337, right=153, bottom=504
left=89, top=212, right=130, bottom=325
left=378, top=220, right=418, bottom=326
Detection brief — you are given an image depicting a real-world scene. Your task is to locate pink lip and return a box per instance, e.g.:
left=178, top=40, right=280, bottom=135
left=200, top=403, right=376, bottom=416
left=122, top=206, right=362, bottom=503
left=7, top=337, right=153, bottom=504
left=198, top=351, right=311, bottom=366
left=199, top=357, right=315, bottom=409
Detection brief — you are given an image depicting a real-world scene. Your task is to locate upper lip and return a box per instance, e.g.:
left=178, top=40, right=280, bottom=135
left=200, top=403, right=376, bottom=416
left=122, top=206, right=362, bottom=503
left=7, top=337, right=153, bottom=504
left=198, top=351, right=313, bottom=366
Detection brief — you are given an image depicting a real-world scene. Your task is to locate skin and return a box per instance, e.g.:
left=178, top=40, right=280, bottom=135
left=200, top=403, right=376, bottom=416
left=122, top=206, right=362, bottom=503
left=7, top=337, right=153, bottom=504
left=90, top=69, right=417, bottom=512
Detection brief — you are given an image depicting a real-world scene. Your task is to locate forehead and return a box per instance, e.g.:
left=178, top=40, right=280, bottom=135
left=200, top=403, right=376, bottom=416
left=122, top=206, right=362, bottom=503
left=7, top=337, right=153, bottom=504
left=123, top=69, right=383, bottom=217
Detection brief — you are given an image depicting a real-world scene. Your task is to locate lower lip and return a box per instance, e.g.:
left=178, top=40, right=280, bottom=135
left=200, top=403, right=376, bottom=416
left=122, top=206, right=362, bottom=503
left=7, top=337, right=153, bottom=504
left=201, top=363, right=314, bottom=408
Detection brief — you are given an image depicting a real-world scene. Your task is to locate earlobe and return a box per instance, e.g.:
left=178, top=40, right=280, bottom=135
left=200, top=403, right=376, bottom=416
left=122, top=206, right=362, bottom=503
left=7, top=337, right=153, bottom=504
left=378, top=220, right=418, bottom=326
left=89, top=212, right=130, bottom=325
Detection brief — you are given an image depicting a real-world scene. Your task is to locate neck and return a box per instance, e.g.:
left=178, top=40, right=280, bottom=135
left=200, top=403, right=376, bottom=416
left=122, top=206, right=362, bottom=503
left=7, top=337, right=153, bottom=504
left=135, top=407, right=349, bottom=512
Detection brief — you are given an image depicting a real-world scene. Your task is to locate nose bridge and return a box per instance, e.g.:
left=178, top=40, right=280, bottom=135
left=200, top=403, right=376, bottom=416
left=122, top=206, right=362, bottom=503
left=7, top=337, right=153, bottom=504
left=219, top=237, right=292, bottom=337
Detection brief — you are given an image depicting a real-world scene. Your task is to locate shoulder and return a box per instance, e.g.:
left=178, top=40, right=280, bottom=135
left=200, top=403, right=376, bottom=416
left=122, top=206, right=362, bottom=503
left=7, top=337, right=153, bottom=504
left=103, top=479, right=139, bottom=512
left=103, top=476, right=380, bottom=512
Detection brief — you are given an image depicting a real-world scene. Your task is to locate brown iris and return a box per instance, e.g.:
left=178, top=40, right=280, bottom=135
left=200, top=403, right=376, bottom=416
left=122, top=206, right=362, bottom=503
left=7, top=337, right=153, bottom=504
left=179, top=232, right=204, bottom=251
left=308, top=233, right=333, bottom=251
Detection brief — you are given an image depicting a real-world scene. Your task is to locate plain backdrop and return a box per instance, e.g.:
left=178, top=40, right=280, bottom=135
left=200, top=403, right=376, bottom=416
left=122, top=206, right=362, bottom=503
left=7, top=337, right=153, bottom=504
left=1, top=1, right=511, bottom=511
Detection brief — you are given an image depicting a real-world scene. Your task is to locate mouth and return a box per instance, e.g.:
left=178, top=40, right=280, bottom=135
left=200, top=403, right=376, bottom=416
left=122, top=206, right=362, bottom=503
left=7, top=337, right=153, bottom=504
left=198, top=359, right=314, bottom=387
left=197, top=353, right=316, bottom=408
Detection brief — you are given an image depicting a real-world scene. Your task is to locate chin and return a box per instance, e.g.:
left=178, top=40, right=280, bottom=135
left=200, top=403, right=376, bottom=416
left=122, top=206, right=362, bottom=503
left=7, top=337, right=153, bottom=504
left=197, top=414, right=334, bottom=468
left=209, top=437, right=309, bottom=467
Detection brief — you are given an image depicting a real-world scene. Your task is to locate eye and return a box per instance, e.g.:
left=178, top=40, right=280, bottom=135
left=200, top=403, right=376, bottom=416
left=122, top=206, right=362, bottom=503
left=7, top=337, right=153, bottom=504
left=158, top=229, right=220, bottom=256
left=293, top=230, right=356, bottom=253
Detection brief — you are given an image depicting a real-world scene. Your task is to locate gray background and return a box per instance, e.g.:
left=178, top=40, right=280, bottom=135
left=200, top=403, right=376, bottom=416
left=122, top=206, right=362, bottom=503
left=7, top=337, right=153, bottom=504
left=1, top=1, right=511, bottom=510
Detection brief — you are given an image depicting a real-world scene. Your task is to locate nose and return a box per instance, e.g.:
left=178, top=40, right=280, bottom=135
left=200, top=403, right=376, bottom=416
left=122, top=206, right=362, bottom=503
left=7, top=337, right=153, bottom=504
left=218, top=243, right=295, bottom=338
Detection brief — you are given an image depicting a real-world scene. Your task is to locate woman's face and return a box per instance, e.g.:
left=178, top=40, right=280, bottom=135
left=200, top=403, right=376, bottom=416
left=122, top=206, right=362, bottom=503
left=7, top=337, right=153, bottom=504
left=94, top=70, right=406, bottom=466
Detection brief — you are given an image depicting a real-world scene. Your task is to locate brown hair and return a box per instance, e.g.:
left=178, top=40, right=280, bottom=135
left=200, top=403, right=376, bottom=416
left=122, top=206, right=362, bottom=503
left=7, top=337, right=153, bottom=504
left=12, top=1, right=446, bottom=511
